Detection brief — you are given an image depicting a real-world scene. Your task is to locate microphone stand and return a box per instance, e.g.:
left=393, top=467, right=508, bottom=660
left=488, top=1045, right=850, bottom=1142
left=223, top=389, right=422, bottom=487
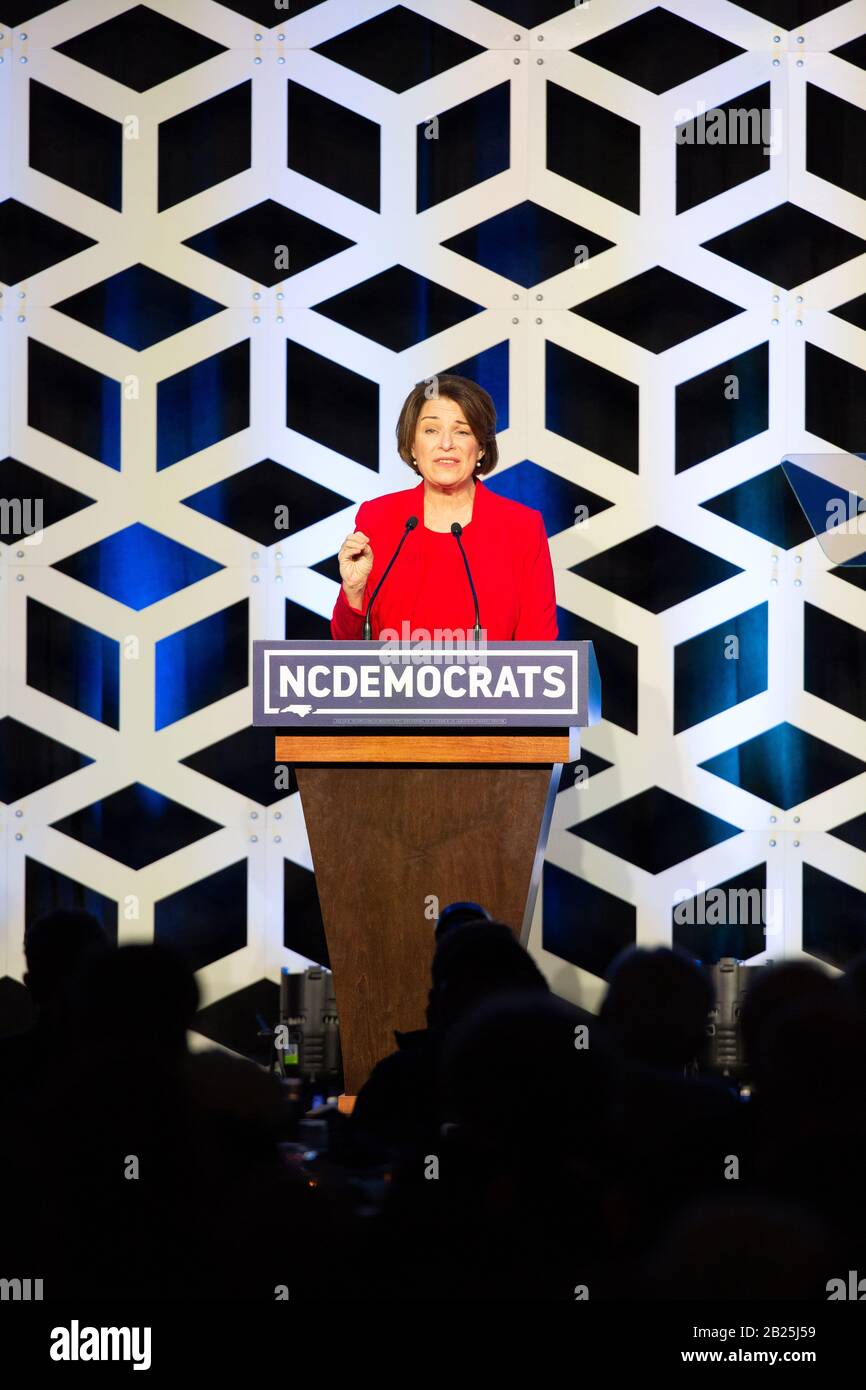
left=451, top=522, right=482, bottom=646
left=362, top=516, right=418, bottom=639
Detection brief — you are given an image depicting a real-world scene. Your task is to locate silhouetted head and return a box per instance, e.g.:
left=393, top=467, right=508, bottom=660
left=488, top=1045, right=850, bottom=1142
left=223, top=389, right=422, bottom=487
left=434, top=900, right=491, bottom=943
left=757, top=991, right=866, bottom=1105
left=740, top=959, right=835, bottom=1082
left=440, top=991, right=610, bottom=1158
left=23, top=908, right=110, bottom=1009
left=600, top=945, right=714, bottom=1071
left=69, top=942, right=199, bottom=1063
left=428, top=920, right=547, bottom=1031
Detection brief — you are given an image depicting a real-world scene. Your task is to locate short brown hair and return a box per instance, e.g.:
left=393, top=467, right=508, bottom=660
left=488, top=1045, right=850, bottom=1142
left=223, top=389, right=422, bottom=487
left=396, top=374, right=498, bottom=477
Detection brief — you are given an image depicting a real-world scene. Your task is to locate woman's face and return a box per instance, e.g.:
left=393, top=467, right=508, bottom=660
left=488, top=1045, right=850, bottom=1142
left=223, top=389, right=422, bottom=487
left=412, top=396, right=483, bottom=490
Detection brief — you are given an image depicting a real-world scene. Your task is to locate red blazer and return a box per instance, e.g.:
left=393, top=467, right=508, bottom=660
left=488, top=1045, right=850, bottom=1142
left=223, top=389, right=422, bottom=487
left=330, top=478, right=558, bottom=641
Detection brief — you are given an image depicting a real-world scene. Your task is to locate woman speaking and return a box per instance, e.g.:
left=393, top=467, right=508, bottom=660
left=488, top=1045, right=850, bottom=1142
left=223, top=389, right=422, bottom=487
left=331, top=375, right=558, bottom=641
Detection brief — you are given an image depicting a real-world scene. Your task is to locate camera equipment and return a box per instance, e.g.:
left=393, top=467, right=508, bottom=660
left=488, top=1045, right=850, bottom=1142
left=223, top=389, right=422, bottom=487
left=706, top=956, right=770, bottom=1079
left=277, top=966, right=342, bottom=1090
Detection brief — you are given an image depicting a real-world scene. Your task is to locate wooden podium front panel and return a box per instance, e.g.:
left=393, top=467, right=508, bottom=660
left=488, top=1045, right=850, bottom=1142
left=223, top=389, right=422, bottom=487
left=294, top=764, right=556, bottom=1095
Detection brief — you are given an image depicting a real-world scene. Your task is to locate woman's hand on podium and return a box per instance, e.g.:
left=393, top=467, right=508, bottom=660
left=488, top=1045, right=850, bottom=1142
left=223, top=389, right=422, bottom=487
left=338, top=529, right=373, bottom=608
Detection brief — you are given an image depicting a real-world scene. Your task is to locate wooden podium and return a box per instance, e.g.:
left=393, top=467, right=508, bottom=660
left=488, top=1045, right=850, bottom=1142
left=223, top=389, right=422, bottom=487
left=275, top=726, right=580, bottom=1096
left=259, top=637, right=600, bottom=1096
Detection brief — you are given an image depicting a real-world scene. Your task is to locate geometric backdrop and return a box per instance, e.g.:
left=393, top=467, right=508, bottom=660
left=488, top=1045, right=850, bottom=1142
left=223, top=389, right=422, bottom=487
left=2, top=0, right=865, bottom=1056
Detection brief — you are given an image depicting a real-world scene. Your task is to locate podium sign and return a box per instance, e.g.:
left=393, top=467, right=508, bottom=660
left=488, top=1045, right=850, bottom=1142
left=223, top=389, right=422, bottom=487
left=253, top=639, right=600, bottom=729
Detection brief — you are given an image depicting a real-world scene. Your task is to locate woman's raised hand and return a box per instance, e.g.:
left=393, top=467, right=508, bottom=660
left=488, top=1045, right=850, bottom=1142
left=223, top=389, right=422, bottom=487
left=338, top=530, right=374, bottom=599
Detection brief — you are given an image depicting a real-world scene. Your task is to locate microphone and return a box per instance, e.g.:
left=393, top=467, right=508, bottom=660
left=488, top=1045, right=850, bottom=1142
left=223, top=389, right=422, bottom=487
left=451, top=522, right=482, bottom=644
left=362, top=515, right=418, bottom=639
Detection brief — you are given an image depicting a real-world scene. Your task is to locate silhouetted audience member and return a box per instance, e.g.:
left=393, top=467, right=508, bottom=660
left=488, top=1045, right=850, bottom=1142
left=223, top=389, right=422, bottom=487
left=0, top=907, right=110, bottom=1089
left=390, top=992, right=615, bottom=1299
left=4, top=942, right=322, bottom=1299
left=4, top=943, right=200, bottom=1296
left=600, top=945, right=714, bottom=1072
left=440, top=989, right=609, bottom=1157
left=598, top=947, right=742, bottom=1260
left=745, top=990, right=866, bottom=1259
left=434, top=898, right=491, bottom=942
left=67, top=939, right=198, bottom=1067
left=352, top=920, right=548, bottom=1156
left=24, top=907, right=111, bottom=1007
left=739, top=958, right=836, bottom=1089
